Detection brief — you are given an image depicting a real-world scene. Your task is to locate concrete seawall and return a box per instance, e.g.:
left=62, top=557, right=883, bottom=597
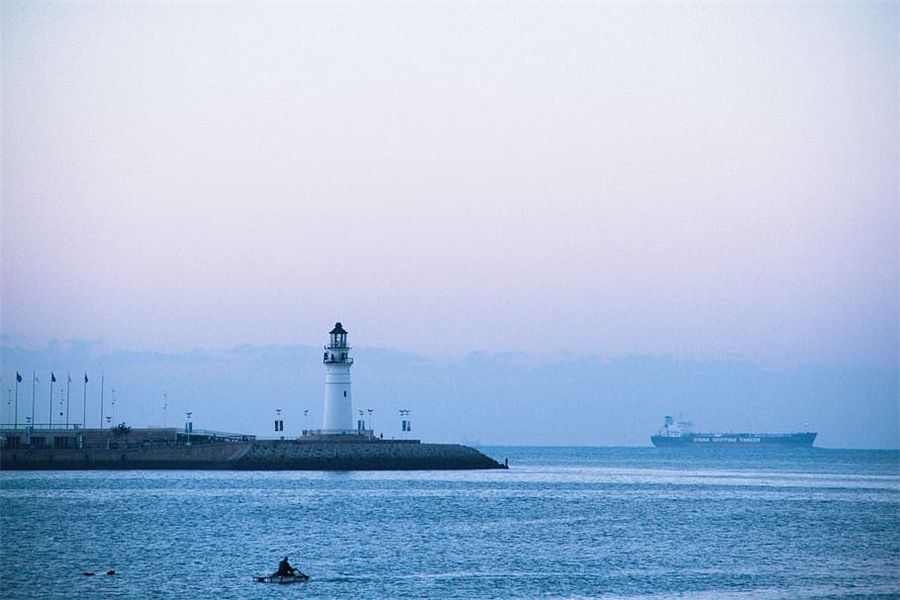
left=236, top=440, right=503, bottom=470
left=0, top=439, right=506, bottom=471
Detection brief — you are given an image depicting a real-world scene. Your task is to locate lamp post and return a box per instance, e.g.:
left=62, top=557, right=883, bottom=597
left=399, top=409, right=411, bottom=438
left=276, top=408, right=283, bottom=439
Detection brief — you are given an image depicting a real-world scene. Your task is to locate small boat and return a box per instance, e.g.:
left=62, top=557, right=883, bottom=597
left=253, top=573, right=309, bottom=584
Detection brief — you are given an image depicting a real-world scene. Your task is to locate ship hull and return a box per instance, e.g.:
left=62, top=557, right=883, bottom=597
left=651, top=432, right=817, bottom=448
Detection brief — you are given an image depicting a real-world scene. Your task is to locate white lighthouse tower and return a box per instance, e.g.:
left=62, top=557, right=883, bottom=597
left=322, top=322, right=353, bottom=433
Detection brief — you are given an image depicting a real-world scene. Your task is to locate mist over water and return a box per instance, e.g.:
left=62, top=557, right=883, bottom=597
left=2, top=447, right=897, bottom=600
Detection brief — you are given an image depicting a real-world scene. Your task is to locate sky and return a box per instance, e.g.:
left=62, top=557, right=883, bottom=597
left=1, top=2, right=898, bottom=447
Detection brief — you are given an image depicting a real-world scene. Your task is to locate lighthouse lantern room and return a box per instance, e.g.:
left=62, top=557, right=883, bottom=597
left=322, top=322, right=354, bottom=433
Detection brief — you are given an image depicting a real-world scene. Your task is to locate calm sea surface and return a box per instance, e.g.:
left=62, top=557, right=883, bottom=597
left=1, top=447, right=898, bottom=600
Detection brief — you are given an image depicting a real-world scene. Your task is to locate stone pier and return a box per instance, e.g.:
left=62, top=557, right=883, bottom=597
left=0, top=428, right=506, bottom=471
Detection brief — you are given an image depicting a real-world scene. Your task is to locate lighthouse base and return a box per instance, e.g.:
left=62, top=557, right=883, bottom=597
left=301, top=429, right=376, bottom=439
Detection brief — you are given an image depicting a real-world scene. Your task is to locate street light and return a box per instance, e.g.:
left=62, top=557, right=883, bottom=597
left=399, top=409, right=411, bottom=438
left=185, top=411, right=193, bottom=445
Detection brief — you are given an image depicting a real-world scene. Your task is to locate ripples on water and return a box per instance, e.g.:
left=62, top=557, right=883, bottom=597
left=1, top=447, right=898, bottom=600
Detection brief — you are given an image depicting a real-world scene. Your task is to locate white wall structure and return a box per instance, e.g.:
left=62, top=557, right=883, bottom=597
left=322, top=322, right=353, bottom=433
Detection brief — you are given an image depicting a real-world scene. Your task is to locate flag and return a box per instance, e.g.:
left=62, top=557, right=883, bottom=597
left=16, top=372, right=22, bottom=383
left=51, top=373, right=56, bottom=383
left=35, top=374, right=40, bottom=383
left=68, top=374, right=72, bottom=383
left=84, top=373, right=89, bottom=384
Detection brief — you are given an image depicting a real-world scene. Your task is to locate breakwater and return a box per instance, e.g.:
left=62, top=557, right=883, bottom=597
left=0, top=430, right=506, bottom=471
left=235, top=440, right=504, bottom=470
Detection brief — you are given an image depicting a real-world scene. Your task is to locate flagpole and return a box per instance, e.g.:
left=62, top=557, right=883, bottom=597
left=83, top=373, right=88, bottom=428
left=49, top=374, right=55, bottom=430
left=31, top=371, right=36, bottom=431
left=14, top=376, right=19, bottom=429
left=66, top=373, right=71, bottom=429
left=100, top=371, right=105, bottom=429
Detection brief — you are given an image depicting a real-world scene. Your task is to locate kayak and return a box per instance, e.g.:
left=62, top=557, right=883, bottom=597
left=253, top=574, right=309, bottom=583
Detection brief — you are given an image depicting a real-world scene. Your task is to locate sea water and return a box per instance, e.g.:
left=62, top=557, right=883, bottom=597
left=1, top=447, right=897, bottom=600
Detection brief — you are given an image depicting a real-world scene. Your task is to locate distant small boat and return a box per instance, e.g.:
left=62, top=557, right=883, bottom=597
left=253, top=573, right=309, bottom=584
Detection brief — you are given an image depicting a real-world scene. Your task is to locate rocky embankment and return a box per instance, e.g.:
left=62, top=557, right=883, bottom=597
left=235, top=440, right=504, bottom=470
left=0, top=439, right=506, bottom=471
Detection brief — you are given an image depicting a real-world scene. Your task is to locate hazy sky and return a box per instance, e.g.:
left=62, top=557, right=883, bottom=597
left=2, top=2, right=898, bottom=367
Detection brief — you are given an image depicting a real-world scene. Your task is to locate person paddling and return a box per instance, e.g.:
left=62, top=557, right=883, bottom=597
left=275, top=556, right=299, bottom=577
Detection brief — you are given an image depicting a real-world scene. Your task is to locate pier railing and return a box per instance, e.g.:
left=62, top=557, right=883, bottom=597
left=0, top=425, right=255, bottom=450
left=0, top=423, right=88, bottom=431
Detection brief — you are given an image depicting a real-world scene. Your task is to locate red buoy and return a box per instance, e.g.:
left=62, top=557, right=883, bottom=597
left=106, top=569, right=116, bottom=575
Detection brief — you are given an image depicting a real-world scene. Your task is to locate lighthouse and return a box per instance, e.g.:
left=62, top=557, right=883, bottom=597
left=322, top=322, right=353, bottom=433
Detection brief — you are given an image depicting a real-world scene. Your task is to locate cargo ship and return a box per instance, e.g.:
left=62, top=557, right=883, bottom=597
left=651, top=416, right=817, bottom=448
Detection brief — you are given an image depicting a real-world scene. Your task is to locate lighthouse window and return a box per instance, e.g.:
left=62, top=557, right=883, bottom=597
left=343, top=391, right=347, bottom=397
